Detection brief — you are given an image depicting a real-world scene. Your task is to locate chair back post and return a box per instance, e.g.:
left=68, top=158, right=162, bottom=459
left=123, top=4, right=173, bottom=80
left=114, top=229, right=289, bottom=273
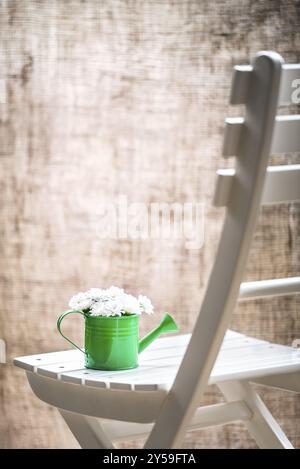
left=145, top=52, right=283, bottom=449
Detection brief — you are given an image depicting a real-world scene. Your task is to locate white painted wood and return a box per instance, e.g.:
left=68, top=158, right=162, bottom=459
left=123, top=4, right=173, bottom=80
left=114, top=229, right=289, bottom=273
left=279, top=64, right=300, bottom=105
left=230, top=65, right=253, bottom=105
left=230, top=63, right=300, bottom=105
left=222, top=117, right=244, bottom=156
left=26, top=371, right=166, bottom=423
left=15, top=331, right=300, bottom=393
left=36, top=360, right=86, bottom=379
left=239, top=277, right=300, bottom=300
left=145, top=51, right=284, bottom=449
left=218, top=381, right=294, bottom=448
left=213, top=168, right=235, bottom=207
left=252, top=371, right=300, bottom=393
left=13, top=331, right=190, bottom=372
left=271, top=115, right=300, bottom=154
left=214, top=165, right=300, bottom=207
left=102, top=401, right=252, bottom=442
left=13, top=349, right=83, bottom=372
left=222, top=115, right=300, bottom=157
left=262, top=165, right=300, bottom=204
left=59, top=410, right=114, bottom=449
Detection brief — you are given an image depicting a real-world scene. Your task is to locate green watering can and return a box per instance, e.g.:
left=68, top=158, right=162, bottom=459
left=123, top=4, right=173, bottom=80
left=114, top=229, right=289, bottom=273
left=57, top=311, right=179, bottom=371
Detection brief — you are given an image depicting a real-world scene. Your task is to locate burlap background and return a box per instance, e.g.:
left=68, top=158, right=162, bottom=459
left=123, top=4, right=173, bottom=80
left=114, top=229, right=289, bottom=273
left=0, top=0, right=299, bottom=448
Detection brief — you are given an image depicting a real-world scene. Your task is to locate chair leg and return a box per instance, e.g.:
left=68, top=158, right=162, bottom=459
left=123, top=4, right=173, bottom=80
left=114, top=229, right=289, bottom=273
left=59, top=409, right=114, bottom=449
left=218, top=380, right=294, bottom=449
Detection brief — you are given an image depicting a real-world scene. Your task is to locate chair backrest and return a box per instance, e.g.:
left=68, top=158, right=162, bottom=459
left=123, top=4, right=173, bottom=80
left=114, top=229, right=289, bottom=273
left=146, top=51, right=300, bottom=448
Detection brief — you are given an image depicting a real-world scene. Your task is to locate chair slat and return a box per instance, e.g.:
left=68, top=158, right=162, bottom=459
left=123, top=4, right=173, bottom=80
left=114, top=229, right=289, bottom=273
left=222, top=117, right=244, bottom=156
left=239, top=277, right=300, bottom=300
left=214, top=164, right=300, bottom=206
left=230, top=64, right=300, bottom=106
left=279, top=64, right=300, bottom=105
left=222, top=115, right=300, bottom=157
left=36, top=360, right=85, bottom=378
left=13, top=349, right=81, bottom=372
left=213, top=168, right=235, bottom=206
left=230, top=65, right=252, bottom=105
left=262, top=164, right=300, bottom=204
left=271, top=115, right=300, bottom=154
left=15, top=330, right=300, bottom=394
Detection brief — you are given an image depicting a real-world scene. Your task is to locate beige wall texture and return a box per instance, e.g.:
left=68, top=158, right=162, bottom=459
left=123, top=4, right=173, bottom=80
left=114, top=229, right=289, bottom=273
left=0, top=0, right=299, bottom=448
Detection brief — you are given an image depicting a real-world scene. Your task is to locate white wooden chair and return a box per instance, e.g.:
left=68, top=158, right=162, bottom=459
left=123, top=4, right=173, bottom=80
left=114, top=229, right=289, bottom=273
left=15, top=51, right=300, bottom=449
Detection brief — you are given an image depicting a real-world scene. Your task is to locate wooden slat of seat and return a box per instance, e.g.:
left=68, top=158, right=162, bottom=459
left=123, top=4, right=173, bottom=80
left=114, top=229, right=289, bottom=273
left=14, top=331, right=241, bottom=387
left=214, top=164, right=300, bottom=207
left=14, top=331, right=242, bottom=377
left=14, top=331, right=300, bottom=392
left=13, top=349, right=83, bottom=372
left=56, top=333, right=262, bottom=388
left=58, top=336, right=266, bottom=388
left=140, top=333, right=190, bottom=351
left=13, top=333, right=191, bottom=373
left=37, top=360, right=85, bottom=378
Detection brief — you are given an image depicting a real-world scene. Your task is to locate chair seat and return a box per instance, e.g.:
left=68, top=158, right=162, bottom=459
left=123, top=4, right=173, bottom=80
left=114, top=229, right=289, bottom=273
left=14, top=330, right=300, bottom=392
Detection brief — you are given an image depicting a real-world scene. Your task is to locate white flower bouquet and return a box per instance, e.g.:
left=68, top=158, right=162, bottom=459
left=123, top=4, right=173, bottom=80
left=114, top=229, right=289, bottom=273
left=68, top=286, right=154, bottom=317
left=58, top=285, right=177, bottom=370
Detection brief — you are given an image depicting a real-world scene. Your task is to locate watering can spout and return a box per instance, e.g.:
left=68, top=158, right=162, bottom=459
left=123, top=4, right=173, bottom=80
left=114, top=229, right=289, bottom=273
left=138, top=313, right=179, bottom=354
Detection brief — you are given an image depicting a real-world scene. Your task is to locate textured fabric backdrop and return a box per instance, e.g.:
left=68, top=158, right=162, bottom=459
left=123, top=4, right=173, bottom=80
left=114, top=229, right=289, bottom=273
left=0, top=0, right=299, bottom=448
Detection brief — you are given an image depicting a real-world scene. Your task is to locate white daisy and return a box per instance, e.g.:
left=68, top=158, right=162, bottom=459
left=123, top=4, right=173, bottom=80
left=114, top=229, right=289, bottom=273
left=138, top=295, right=154, bottom=314
left=123, top=293, right=142, bottom=315
left=68, top=286, right=155, bottom=317
left=69, top=292, right=94, bottom=311
left=106, top=286, right=125, bottom=298
left=90, top=299, right=123, bottom=317
left=86, top=288, right=104, bottom=301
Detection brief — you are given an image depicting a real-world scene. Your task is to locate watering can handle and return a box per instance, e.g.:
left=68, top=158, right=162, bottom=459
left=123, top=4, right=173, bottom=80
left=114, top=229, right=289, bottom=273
left=57, top=310, right=86, bottom=354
